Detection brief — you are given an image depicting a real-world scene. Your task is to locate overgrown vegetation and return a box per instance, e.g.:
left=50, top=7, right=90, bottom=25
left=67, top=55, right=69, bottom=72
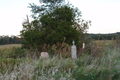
left=0, top=40, right=120, bottom=80
left=1, top=0, right=120, bottom=80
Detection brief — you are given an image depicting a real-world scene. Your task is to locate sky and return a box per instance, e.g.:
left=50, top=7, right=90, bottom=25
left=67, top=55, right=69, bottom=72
left=0, top=0, right=120, bottom=36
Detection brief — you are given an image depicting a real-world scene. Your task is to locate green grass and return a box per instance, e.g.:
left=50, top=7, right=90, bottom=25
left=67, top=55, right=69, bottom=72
left=0, top=43, right=120, bottom=80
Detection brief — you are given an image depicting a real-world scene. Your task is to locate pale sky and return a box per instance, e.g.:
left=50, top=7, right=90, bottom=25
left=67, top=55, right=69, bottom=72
left=0, top=0, right=120, bottom=36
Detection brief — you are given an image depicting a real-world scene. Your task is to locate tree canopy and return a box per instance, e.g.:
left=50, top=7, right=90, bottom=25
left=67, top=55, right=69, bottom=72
left=21, top=0, right=91, bottom=51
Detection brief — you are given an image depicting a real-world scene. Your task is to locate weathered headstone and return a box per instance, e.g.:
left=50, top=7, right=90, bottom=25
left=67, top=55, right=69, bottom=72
left=40, top=52, right=49, bottom=58
left=71, top=41, right=77, bottom=60
left=82, top=43, right=85, bottom=49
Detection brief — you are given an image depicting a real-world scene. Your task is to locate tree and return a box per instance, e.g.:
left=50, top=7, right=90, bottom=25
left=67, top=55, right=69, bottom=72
left=21, top=6, right=80, bottom=50
left=21, top=0, right=91, bottom=51
left=28, top=0, right=66, bottom=19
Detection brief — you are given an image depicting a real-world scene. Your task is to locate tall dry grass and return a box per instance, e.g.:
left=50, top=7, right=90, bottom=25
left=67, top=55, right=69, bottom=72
left=0, top=39, right=120, bottom=79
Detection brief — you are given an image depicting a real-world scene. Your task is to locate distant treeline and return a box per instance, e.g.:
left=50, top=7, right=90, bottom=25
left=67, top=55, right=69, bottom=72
left=0, top=32, right=120, bottom=45
left=0, top=36, right=22, bottom=45
left=89, top=32, right=120, bottom=40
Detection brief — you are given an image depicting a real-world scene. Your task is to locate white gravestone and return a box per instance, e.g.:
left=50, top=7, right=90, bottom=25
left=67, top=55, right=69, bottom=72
left=71, top=41, right=77, bottom=60
left=82, top=43, right=85, bottom=49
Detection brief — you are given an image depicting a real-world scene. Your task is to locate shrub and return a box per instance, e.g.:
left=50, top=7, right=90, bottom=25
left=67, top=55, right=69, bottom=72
left=9, top=47, right=26, bottom=59
left=0, top=47, right=26, bottom=59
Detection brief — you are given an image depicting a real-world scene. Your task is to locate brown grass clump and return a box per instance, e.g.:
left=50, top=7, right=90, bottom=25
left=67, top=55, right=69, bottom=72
left=77, top=40, right=116, bottom=65
left=50, top=42, right=71, bottom=58
left=80, top=40, right=115, bottom=56
left=114, top=36, right=120, bottom=48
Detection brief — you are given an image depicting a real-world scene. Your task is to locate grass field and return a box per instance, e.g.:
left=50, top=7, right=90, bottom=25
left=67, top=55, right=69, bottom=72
left=0, top=44, right=21, bottom=49
left=1, top=41, right=120, bottom=79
